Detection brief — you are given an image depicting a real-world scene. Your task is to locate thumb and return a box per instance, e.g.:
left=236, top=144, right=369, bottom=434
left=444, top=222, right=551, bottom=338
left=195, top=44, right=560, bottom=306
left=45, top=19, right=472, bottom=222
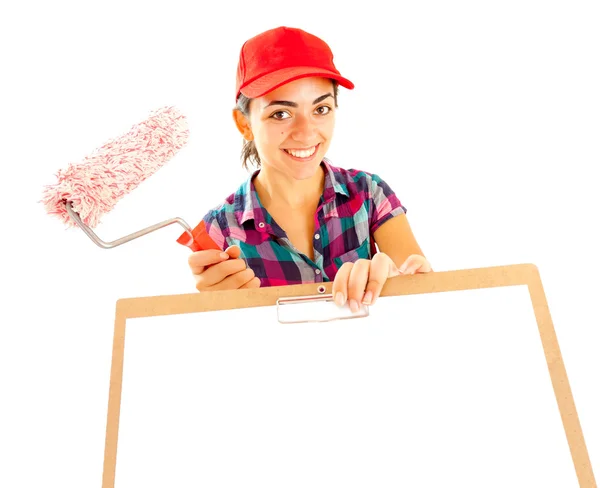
left=225, top=245, right=242, bottom=259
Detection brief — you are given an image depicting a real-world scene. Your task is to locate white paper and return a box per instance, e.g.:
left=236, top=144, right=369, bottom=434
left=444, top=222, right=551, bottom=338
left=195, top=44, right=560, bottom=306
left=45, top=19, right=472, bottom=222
left=114, top=285, right=579, bottom=487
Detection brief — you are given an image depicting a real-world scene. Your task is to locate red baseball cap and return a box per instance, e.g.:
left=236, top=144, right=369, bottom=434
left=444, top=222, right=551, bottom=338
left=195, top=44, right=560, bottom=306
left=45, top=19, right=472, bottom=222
left=235, top=26, right=354, bottom=102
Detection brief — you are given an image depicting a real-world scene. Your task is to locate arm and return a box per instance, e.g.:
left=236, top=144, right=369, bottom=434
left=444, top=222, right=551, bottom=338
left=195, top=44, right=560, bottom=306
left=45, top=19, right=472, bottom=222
left=373, top=213, right=431, bottom=272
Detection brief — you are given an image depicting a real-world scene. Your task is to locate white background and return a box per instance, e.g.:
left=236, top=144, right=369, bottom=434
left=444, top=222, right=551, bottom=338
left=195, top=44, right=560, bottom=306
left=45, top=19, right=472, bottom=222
left=1, top=0, right=598, bottom=486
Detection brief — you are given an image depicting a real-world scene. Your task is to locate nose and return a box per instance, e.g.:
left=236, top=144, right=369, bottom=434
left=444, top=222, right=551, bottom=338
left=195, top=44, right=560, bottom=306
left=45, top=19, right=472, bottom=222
left=290, top=113, right=317, bottom=143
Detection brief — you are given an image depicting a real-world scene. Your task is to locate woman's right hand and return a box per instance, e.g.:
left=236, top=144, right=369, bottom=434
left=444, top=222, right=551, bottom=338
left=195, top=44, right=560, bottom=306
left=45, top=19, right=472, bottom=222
left=188, top=245, right=260, bottom=291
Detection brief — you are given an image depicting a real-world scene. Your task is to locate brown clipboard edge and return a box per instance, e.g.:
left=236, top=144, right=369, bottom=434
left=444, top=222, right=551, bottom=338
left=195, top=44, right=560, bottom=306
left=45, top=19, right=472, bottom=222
left=101, top=263, right=597, bottom=488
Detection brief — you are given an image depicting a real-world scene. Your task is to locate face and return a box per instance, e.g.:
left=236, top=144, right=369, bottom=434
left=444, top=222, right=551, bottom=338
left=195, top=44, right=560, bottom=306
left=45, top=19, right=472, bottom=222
left=236, top=77, right=336, bottom=181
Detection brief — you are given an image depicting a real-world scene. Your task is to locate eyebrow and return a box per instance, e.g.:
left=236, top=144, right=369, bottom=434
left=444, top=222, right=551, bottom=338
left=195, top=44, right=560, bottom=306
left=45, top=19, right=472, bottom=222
left=264, top=93, right=333, bottom=109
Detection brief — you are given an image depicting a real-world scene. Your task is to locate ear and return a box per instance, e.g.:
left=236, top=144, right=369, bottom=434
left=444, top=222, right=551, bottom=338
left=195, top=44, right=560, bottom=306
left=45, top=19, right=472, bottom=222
left=232, top=109, right=254, bottom=141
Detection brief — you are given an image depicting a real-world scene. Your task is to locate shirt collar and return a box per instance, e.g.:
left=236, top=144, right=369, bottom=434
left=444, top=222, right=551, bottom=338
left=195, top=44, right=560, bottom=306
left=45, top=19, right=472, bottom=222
left=321, top=157, right=349, bottom=201
left=236, top=158, right=349, bottom=228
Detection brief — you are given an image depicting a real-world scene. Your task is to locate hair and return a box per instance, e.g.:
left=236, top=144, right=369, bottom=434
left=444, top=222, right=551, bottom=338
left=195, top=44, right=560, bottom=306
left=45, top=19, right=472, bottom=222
left=235, top=79, right=340, bottom=170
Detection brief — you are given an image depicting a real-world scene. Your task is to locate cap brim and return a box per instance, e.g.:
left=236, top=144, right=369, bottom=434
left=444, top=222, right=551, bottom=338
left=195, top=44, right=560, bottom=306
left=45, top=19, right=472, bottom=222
left=239, top=66, right=354, bottom=99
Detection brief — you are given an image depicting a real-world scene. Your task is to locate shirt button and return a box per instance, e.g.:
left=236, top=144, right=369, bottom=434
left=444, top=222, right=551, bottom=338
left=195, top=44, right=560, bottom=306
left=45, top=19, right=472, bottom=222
left=315, top=269, right=321, bottom=275
left=258, top=222, right=265, bottom=228
left=314, top=233, right=320, bottom=240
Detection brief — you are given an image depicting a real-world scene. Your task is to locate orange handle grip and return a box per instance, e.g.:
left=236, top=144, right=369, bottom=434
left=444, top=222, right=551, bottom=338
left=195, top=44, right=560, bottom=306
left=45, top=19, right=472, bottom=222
left=177, top=220, right=222, bottom=252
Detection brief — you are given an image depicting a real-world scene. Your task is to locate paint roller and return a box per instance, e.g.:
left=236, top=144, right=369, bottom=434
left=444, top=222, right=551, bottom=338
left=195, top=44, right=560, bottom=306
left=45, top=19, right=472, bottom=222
left=40, top=105, right=221, bottom=252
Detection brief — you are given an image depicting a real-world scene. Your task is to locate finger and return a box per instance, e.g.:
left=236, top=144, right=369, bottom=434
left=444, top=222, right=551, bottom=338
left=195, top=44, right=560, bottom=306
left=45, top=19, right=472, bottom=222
left=227, top=246, right=250, bottom=273
left=364, top=253, right=393, bottom=306
left=347, top=259, right=371, bottom=312
left=240, top=276, right=261, bottom=289
left=188, top=249, right=230, bottom=274
left=332, top=262, right=354, bottom=307
left=400, top=254, right=426, bottom=274
left=416, top=258, right=432, bottom=273
left=195, top=258, right=247, bottom=289
left=401, top=255, right=431, bottom=275
left=224, top=245, right=242, bottom=260
left=404, top=261, right=421, bottom=275
left=198, top=245, right=244, bottom=275
left=204, top=267, right=257, bottom=291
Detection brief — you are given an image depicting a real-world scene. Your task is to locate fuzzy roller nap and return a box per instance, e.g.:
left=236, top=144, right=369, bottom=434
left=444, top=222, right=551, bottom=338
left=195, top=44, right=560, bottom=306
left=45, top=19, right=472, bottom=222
left=40, top=105, right=219, bottom=251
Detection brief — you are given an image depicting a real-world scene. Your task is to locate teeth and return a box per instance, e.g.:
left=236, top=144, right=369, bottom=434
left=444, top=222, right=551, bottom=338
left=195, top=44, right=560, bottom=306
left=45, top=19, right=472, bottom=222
left=285, top=145, right=317, bottom=158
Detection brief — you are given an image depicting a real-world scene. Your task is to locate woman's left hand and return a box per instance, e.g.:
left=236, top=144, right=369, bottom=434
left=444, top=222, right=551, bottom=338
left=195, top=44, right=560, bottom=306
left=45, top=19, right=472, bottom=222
left=332, top=253, right=432, bottom=312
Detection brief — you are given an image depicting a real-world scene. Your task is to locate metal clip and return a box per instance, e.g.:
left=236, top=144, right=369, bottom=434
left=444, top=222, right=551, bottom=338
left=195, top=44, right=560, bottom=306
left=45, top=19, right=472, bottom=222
left=276, top=293, right=369, bottom=324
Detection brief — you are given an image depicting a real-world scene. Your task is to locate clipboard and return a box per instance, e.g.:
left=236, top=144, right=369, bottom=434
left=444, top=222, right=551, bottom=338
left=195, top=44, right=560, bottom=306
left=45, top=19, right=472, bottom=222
left=101, top=263, right=597, bottom=488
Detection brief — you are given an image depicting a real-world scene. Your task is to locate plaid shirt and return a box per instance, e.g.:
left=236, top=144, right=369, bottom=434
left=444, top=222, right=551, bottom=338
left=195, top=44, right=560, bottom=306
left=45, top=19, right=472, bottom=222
left=179, top=158, right=406, bottom=287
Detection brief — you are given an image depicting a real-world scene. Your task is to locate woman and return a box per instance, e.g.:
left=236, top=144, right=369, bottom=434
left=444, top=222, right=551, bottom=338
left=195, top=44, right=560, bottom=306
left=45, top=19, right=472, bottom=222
left=181, top=26, right=432, bottom=312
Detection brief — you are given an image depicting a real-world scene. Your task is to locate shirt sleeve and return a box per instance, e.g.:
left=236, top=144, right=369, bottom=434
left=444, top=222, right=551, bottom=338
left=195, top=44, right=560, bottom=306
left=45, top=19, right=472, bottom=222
left=369, top=173, right=407, bottom=235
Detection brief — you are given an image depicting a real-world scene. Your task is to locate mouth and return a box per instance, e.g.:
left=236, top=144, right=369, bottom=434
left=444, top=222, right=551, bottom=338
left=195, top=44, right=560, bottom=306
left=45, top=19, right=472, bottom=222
left=281, top=143, right=320, bottom=162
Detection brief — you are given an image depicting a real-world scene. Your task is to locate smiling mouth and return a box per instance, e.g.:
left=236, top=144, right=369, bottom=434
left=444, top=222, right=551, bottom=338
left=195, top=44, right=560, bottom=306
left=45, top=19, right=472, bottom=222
left=282, top=144, right=320, bottom=160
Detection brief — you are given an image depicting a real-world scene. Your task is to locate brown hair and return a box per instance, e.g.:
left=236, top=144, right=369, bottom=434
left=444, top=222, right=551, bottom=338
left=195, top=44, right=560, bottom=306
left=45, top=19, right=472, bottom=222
left=234, top=79, right=340, bottom=170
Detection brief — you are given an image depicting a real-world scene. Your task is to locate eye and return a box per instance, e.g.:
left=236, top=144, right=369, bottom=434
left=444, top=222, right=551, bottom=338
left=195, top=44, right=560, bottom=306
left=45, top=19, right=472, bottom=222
left=270, top=111, right=290, bottom=120
left=315, top=105, right=332, bottom=115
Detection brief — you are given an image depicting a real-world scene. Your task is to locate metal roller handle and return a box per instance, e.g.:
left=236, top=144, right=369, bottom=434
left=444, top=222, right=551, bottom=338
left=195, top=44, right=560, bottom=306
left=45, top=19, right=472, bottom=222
left=64, top=200, right=194, bottom=249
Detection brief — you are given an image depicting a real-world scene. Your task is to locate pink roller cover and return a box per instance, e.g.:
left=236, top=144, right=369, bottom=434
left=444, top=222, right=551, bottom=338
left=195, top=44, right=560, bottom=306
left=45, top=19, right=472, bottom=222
left=41, top=105, right=189, bottom=228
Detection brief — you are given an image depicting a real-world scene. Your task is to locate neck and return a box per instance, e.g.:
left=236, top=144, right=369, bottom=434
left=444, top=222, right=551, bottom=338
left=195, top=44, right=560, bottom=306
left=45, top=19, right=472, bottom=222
left=254, top=164, right=325, bottom=210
